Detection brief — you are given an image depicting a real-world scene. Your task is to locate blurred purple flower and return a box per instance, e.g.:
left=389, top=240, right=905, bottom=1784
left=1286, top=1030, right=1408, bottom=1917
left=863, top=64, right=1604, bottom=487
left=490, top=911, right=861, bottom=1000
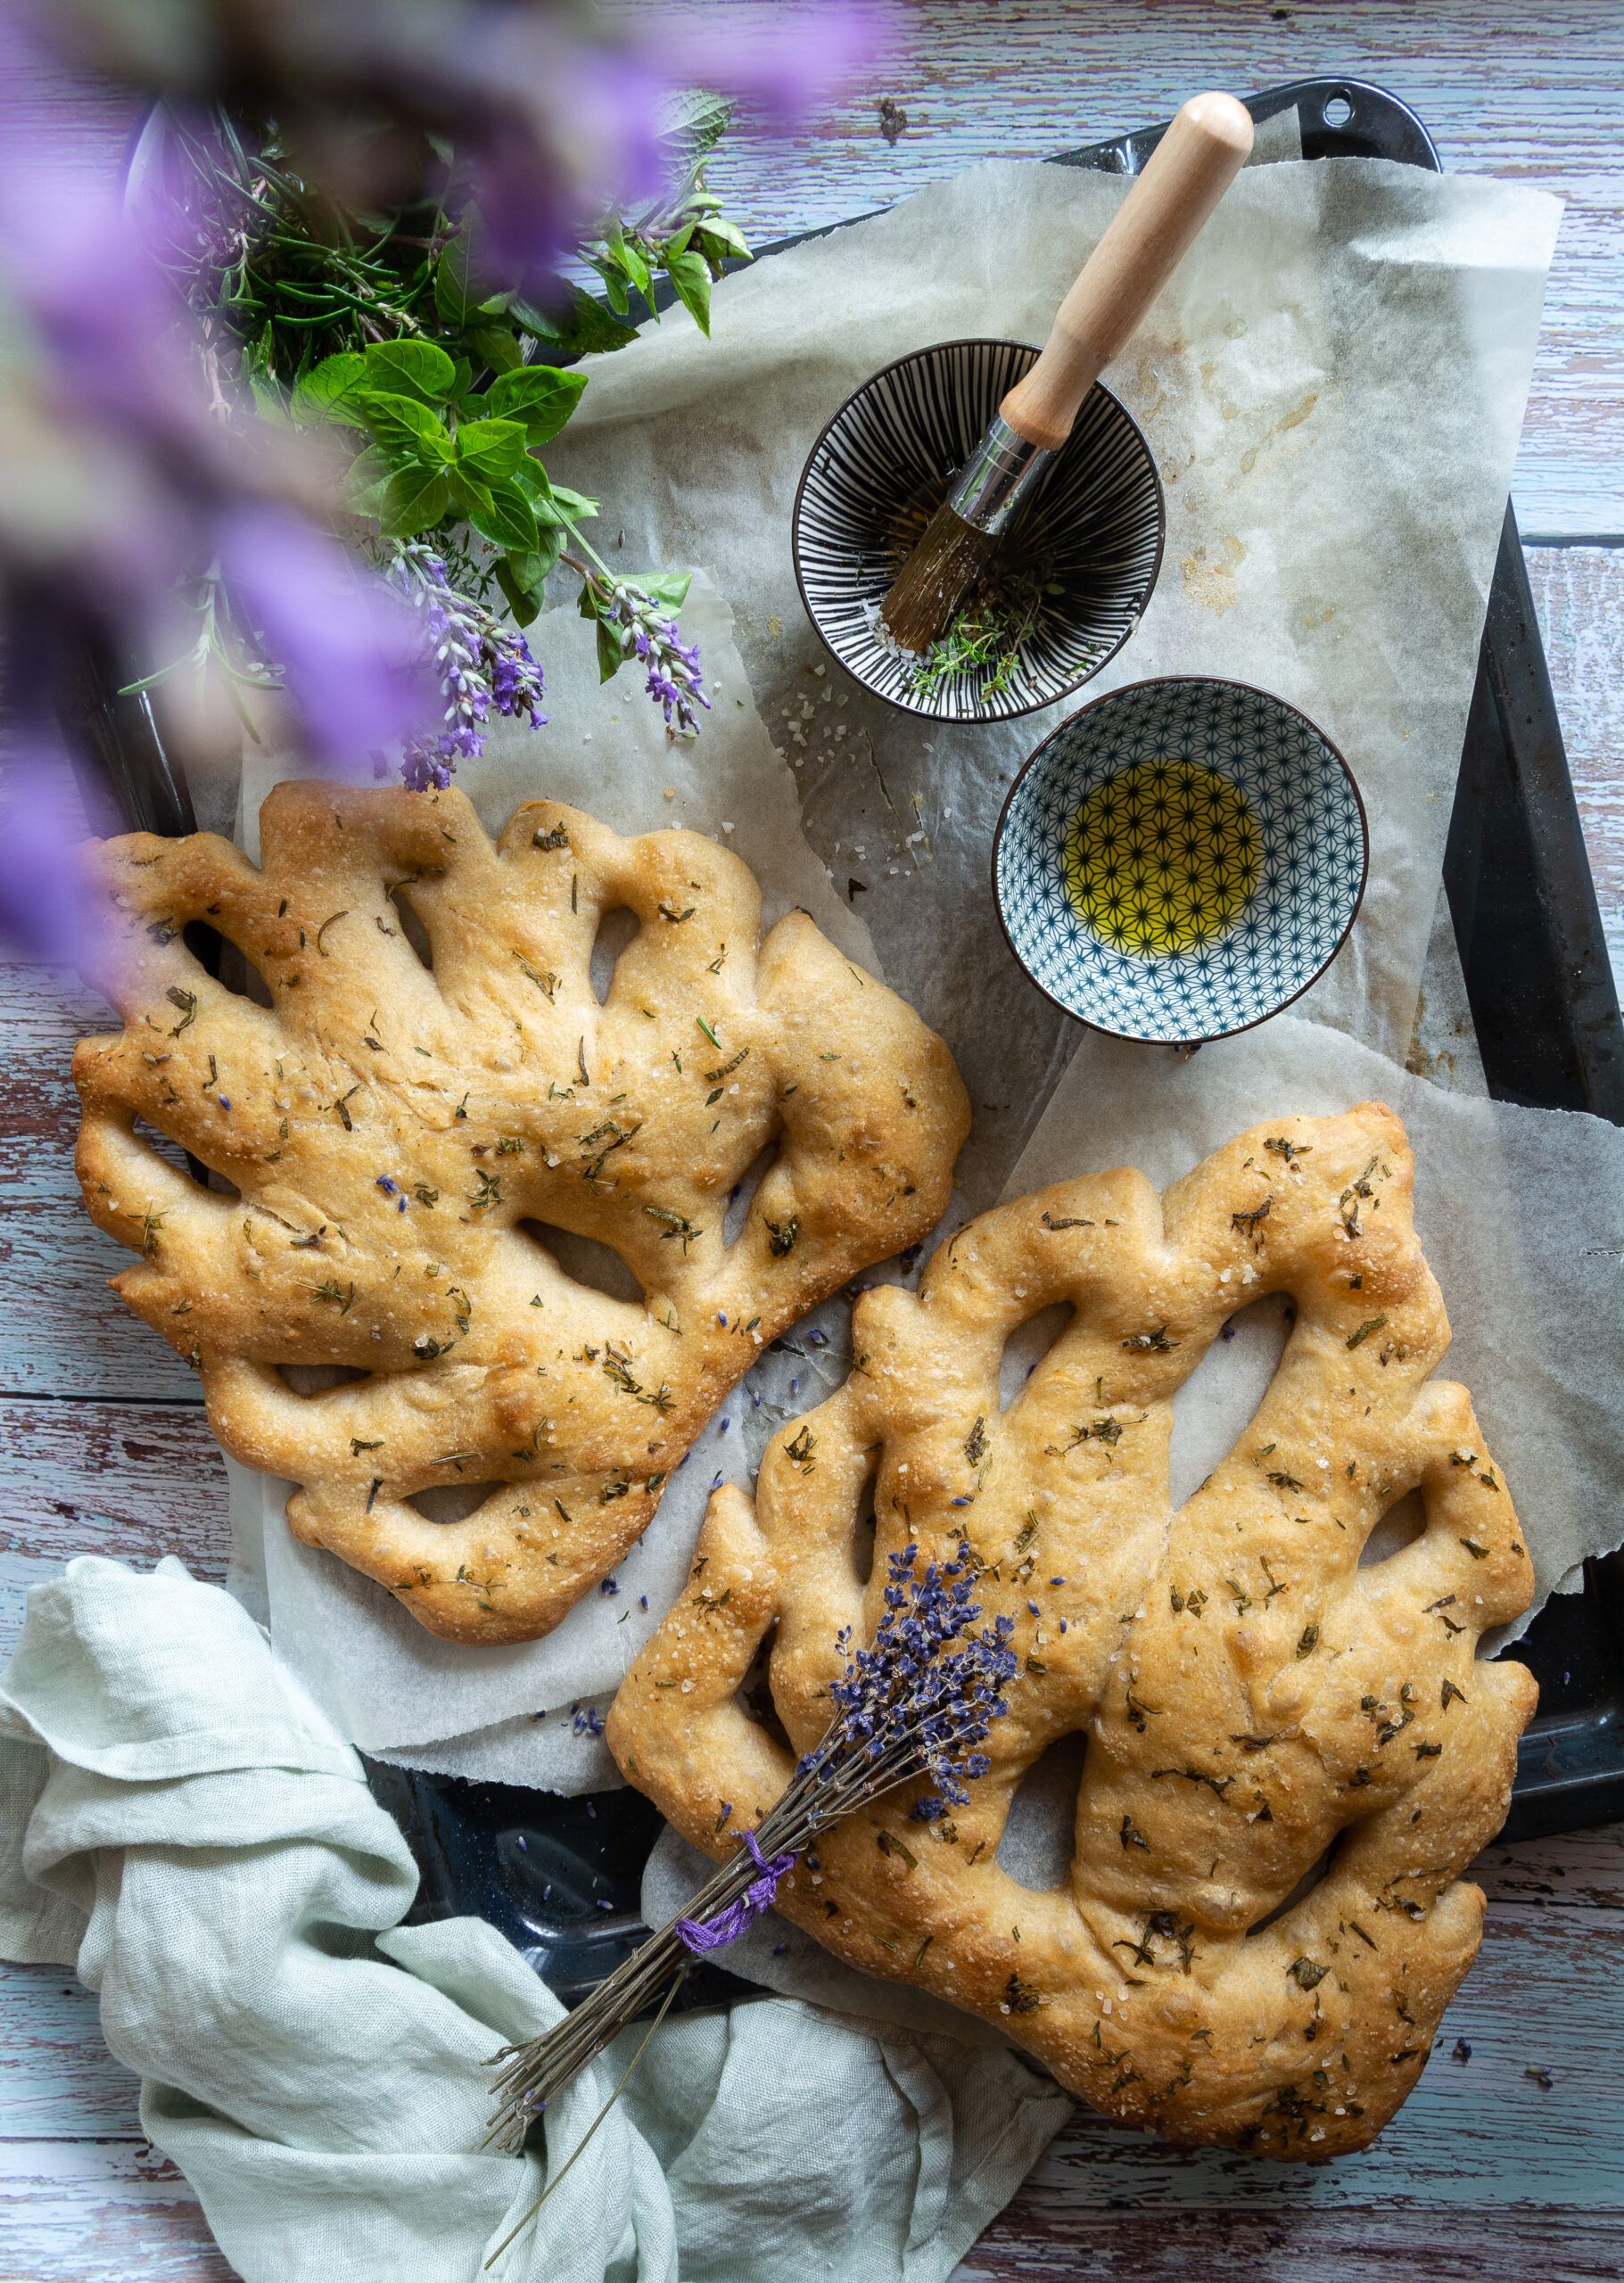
left=0, top=146, right=435, bottom=774
left=0, top=752, right=94, bottom=960
left=218, top=508, right=433, bottom=770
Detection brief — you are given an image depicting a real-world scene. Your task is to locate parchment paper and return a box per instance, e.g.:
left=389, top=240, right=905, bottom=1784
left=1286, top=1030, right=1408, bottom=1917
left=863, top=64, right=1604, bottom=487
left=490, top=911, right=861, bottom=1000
left=545, top=155, right=1562, bottom=1206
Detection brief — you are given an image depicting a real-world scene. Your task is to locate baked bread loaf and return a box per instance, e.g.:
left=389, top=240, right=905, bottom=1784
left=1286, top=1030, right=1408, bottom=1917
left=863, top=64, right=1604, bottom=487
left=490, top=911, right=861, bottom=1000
left=609, top=1105, right=1537, bottom=2155
left=73, top=782, right=969, bottom=1643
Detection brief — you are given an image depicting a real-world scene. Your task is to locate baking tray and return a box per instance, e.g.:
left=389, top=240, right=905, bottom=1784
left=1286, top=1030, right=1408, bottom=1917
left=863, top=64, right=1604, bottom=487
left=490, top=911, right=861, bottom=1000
left=65, top=80, right=1624, bottom=1989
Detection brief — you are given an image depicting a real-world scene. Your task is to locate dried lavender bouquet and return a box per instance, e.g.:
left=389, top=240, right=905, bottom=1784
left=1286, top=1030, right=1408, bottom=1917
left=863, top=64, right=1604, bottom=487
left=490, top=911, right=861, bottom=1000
left=482, top=1550, right=1016, bottom=2209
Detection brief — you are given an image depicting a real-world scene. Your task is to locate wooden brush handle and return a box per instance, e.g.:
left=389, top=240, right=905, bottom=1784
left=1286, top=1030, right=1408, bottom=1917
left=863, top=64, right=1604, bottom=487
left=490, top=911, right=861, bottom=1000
left=1000, top=91, right=1254, bottom=452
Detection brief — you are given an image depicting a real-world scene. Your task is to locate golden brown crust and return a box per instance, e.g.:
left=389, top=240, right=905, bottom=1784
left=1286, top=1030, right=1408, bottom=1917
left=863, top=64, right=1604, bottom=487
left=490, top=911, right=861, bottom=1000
left=72, top=782, right=969, bottom=1642
left=609, top=1105, right=1537, bottom=2157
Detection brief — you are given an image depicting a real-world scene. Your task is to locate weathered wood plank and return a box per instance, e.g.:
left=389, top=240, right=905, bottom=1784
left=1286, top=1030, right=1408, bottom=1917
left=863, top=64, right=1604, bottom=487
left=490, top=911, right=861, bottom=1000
left=0, top=1397, right=228, bottom=1659
left=0, top=1967, right=144, bottom=2139
left=0, top=960, right=201, bottom=1403
left=957, top=2205, right=1624, bottom=2282
left=0, top=2140, right=234, bottom=2283
left=1470, top=1822, right=1624, bottom=1910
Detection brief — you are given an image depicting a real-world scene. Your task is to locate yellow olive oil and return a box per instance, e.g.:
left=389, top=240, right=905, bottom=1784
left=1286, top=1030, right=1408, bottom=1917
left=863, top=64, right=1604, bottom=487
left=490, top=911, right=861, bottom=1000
left=1063, top=760, right=1261, bottom=957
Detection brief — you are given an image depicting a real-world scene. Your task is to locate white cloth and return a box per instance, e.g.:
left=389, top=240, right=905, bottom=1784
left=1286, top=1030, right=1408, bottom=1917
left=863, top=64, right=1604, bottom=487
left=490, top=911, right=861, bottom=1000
left=0, top=1557, right=1068, bottom=2283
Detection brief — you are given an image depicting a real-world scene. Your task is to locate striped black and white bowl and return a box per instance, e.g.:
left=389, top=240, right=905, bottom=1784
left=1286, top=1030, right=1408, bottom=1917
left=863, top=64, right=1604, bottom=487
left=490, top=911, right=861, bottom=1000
left=993, top=677, right=1368, bottom=1043
left=792, top=337, right=1165, bottom=721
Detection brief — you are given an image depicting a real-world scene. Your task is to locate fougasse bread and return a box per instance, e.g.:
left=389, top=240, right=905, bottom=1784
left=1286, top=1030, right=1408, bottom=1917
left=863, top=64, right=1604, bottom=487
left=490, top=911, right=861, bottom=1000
left=610, top=1105, right=1537, bottom=2158
left=72, top=782, right=969, bottom=1644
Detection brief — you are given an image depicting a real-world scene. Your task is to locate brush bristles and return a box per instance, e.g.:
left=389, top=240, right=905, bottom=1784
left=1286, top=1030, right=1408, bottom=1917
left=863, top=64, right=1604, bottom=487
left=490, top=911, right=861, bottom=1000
left=880, top=499, right=998, bottom=656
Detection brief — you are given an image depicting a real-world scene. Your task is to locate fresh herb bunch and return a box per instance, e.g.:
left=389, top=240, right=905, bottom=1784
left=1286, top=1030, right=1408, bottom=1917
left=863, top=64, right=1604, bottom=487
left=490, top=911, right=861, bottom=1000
left=480, top=1547, right=1016, bottom=2254
left=154, top=89, right=750, bottom=770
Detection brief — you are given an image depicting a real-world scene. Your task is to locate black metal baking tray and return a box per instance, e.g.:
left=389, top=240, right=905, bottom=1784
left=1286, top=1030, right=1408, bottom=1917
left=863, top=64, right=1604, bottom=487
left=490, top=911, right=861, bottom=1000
left=70, top=81, right=1624, bottom=1982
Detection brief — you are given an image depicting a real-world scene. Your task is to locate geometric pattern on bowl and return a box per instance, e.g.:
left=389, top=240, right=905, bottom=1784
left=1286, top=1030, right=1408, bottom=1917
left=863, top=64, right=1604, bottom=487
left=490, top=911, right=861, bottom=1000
left=994, top=676, right=1367, bottom=1041
left=793, top=337, right=1165, bottom=722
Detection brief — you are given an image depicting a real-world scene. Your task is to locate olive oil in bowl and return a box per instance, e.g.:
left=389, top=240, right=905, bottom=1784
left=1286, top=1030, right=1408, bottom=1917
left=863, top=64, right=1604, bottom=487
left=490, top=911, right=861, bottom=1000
left=1062, top=758, right=1261, bottom=957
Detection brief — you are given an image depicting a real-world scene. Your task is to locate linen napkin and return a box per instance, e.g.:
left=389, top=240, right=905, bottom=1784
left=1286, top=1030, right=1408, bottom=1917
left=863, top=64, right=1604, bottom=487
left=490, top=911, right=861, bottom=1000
left=0, top=1556, right=1067, bottom=2283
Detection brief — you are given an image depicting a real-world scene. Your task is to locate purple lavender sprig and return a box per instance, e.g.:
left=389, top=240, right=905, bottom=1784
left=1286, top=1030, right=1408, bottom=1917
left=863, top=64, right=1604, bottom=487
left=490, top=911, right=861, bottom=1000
left=565, top=552, right=712, bottom=739
left=483, top=1547, right=1013, bottom=2160
left=603, top=579, right=711, bottom=738
left=386, top=540, right=547, bottom=789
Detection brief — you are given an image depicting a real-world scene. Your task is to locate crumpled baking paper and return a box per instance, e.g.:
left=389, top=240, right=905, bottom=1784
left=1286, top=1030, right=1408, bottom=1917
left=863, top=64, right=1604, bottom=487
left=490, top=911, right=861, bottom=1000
left=225, top=152, right=1591, bottom=1790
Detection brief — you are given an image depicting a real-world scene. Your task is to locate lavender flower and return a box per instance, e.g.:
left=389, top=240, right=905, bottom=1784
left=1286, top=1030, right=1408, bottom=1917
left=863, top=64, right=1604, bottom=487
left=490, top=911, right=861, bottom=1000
left=387, top=541, right=546, bottom=788
left=0, top=747, right=96, bottom=961
left=485, top=1546, right=1014, bottom=2155
left=600, top=580, right=710, bottom=738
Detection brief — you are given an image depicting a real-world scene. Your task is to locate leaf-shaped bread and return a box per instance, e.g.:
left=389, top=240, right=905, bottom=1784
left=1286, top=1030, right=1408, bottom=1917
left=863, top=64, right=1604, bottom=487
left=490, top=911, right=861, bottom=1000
left=73, top=783, right=969, bottom=1643
left=610, top=1105, right=1537, bottom=2156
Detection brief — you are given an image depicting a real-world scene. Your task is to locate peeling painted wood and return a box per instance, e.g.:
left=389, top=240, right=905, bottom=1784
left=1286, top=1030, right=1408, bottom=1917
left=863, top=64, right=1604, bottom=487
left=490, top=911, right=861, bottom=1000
left=0, top=960, right=202, bottom=1403
left=0, top=2139, right=232, bottom=2283
left=0, top=1397, right=227, bottom=1658
left=0, top=1968, right=144, bottom=2139
left=957, top=2205, right=1624, bottom=2282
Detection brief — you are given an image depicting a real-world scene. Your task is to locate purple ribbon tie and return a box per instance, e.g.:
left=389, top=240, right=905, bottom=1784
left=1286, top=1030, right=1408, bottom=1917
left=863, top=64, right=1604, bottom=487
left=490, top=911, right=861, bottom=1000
left=674, top=1829, right=797, bottom=1954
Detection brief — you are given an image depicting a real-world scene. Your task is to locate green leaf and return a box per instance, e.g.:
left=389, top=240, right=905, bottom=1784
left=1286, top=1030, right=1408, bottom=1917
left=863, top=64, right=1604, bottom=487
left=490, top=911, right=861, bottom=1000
left=617, top=234, right=654, bottom=304
left=494, top=556, right=541, bottom=628
left=340, top=445, right=397, bottom=518
left=596, top=615, right=626, bottom=682
left=362, top=339, right=458, bottom=404
left=514, top=282, right=638, bottom=359
left=354, top=391, right=451, bottom=461
left=466, top=325, right=523, bottom=375
left=435, top=222, right=483, bottom=331
left=663, top=248, right=713, bottom=337
left=380, top=465, right=452, bottom=536
left=492, top=528, right=565, bottom=627
left=478, top=366, right=588, bottom=444
left=589, top=257, right=631, bottom=317
left=656, top=87, right=734, bottom=169
left=697, top=216, right=752, bottom=263
left=293, top=352, right=370, bottom=424
left=453, top=416, right=529, bottom=482
left=577, top=579, right=606, bottom=622
left=461, top=479, right=540, bottom=554
left=547, top=482, right=599, bottom=521
left=639, top=572, right=693, bottom=611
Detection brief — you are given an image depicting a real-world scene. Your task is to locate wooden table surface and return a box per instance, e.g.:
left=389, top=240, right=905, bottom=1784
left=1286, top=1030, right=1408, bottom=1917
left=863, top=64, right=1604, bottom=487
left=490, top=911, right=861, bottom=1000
left=3, top=5, right=1621, bottom=2278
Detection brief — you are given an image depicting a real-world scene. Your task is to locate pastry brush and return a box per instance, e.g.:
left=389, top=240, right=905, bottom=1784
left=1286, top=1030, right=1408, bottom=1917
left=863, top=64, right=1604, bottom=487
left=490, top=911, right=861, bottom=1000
left=880, top=90, right=1255, bottom=657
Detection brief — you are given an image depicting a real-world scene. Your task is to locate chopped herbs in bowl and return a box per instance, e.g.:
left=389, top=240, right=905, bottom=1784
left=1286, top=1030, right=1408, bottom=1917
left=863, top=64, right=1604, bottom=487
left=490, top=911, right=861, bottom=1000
left=794, top=336, right=1164, bottom=722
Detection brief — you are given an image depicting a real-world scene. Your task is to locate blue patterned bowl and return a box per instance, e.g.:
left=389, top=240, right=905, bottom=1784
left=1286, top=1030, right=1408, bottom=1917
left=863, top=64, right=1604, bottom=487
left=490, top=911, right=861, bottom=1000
left=993, top=678, right=1367, bottom=1042
left=792, top=338, right=1164, bottom=721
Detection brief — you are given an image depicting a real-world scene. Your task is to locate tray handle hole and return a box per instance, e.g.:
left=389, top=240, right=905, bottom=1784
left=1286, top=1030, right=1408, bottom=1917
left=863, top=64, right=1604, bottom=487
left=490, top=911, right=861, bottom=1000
left=1322, top=94, right=1354, bottom=128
